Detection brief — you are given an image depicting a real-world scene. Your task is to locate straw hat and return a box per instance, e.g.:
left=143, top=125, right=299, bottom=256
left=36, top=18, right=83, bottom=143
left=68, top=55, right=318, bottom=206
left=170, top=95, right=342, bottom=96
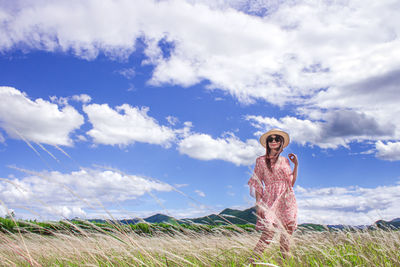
left=259, top=129, right=290, bottom=148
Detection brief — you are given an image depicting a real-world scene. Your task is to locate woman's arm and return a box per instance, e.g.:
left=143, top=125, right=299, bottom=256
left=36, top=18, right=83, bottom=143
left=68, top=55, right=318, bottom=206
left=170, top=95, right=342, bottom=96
left=288, top=153, right=298, bottom=187
left=255, top=190, right=262, bottom=203
left=248, top=158, right=264, bottom=200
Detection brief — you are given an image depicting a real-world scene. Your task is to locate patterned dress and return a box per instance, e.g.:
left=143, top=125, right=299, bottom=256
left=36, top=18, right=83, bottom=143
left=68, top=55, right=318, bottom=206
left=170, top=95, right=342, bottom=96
left=248, top=155, right=297, bottom=231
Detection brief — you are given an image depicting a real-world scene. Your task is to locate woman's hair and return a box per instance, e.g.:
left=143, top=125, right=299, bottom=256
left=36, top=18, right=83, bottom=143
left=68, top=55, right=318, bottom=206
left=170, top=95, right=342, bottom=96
left=265, top=134, right=283, bottom=172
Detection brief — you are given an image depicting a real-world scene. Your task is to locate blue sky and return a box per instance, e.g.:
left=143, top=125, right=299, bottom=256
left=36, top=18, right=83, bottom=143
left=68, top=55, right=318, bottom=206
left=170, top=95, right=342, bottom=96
left=1, top=0, right=400, bottom=225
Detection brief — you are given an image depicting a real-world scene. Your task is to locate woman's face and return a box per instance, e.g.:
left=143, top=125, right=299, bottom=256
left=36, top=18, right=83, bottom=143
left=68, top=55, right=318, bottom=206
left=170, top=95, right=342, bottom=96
left=267, top=135, right=281, bottom=150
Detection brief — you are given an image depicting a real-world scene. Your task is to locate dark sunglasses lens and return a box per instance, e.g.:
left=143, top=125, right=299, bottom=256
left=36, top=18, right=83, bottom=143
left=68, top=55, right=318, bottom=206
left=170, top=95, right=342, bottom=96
left=267, top=136, right=281, bottom=142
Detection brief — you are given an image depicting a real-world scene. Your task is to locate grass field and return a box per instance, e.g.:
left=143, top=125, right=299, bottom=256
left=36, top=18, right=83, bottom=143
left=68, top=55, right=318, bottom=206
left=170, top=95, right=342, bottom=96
left=1, top=219, right=399, bottom=266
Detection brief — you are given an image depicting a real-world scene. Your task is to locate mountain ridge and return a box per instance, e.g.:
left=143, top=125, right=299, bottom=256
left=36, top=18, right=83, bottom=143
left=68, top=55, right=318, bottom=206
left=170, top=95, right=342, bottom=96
left=91, top=207, right=399, bottom=231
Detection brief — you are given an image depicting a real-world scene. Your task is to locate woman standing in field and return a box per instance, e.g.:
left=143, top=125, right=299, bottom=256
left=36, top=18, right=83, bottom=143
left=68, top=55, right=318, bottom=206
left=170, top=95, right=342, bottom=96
left=248, top=129, right=298, bottom=262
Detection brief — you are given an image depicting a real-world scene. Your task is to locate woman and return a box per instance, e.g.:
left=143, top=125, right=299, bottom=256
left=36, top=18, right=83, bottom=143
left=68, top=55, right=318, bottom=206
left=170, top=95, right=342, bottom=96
left=248, top=129, right=298, bottom=261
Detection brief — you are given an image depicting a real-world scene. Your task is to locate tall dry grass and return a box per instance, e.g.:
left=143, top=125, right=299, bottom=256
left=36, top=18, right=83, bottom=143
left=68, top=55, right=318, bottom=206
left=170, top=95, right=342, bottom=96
left=1, top=143, right=399, bottom=266
left=0, top=222, right=399, bottom=266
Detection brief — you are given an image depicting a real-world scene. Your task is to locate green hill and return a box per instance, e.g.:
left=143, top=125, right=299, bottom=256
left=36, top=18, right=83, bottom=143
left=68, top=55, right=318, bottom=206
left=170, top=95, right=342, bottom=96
left=374, top=218, right=400, bottom=230
left=181, top=207, right=256, bottom=225
left=144, top=214, right=177, bottom=224
left=86, top=208, right=400, bottom=232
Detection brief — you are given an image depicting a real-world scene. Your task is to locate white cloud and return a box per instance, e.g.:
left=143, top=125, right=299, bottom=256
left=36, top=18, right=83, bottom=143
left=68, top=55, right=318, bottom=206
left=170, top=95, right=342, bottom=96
left=0, top=131, right=4, bottom=143
left=0, top=167, right=174, bottom=219
left=2, top=0, right=400, bottom=155
left=295, top=182, right=400, bottom=225
left=0, top=206, right=7, bottom=217
left=3, top=0, right=398, bottom=105
left=195, top=189, right=205, bottom=197
left=187, top=0, right=278, bottom=15
left=0, top=206, right=16, bottom=218
left=0, top=86, right=84, bottom=146
left=49, top=95, right=69, bottom=106
left=178, top=132, right=264, bottom=166
left=71, top=94, right=92, bottom=103
left=246, top=112, right=394, bottom=149
left=306, top=70, right=400, bottom=142
left=116, top=67, right=136, bottom=79
left=76, top=135, right=88, bottom=142
left=83, top=103, right=177, bottom=147
left=166, top=115, right=179, bottom=126
left=246, top=114, right=329, bottom=147
left=43, top=205, right=87, bottom=219
left=375, top=141, right=400, bottom=161
left=50, top=94, right=92, bottom=105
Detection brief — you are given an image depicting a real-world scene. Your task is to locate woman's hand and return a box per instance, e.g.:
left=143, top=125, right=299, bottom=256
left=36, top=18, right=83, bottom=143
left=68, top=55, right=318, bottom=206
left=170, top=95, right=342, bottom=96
left=288, top=153, right=298, bottom=186
left=288, top=153, right=298, bottom=166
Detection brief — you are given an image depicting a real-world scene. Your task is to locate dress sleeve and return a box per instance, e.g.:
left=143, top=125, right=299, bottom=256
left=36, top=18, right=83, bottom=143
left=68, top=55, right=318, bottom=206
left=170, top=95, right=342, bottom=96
left=248, top=158, right=264, bottom=198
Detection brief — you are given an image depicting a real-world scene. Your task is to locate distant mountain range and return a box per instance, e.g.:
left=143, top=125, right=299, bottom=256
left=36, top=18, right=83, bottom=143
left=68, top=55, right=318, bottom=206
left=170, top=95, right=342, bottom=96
left=90, top=207, right=400, bottom=231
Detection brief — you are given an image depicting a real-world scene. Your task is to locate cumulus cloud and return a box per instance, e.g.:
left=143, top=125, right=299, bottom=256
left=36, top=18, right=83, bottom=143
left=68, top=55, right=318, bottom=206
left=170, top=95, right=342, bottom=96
left=307, top=69, right=400, bottom=141
left=49, top=95, right=69, bottom=106
left=50, top=94, right=92, bottom=105
left=2, top=0, right=400, bottom=155
left=310, top=69, right=400, bottom=111
left=116, top=67, right=136, bottom=79
left=83, top=103, right=177, bottom=147
left=178, top=132, right=264, bottom=166
left=0, top=167, right=173, bottom=219
left=0, top=206, right=7, bottom=217
left=246, top=110, right=395, bottom=149
left=71, top=94, right=92, bottom=103
left=375, top=141, right=400, bottom=161
left=0, top=86, right=84, bottom=146
left=2, top=0, right=398, bottom=104
left=247, top=114, right=327, bottom=147
left=295, top=182, right=400, bottom=225
left=188, top=0, right=279, bottom=16
left=166, top=115, right=179, bottom=126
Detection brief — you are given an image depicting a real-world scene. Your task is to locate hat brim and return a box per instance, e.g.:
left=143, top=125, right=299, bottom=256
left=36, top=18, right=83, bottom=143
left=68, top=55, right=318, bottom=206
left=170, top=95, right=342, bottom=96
left=259, top=129, right=290, bottom=148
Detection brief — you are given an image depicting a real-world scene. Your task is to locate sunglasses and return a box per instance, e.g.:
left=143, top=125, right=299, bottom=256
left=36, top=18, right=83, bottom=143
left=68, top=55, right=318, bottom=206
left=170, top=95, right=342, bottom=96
left=267, top=135, right=282, bottom=143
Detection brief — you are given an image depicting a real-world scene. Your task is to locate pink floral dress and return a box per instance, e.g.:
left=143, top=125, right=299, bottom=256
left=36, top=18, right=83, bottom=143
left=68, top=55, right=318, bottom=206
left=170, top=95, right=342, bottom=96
left=248, top=155, right=297, bottom=231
